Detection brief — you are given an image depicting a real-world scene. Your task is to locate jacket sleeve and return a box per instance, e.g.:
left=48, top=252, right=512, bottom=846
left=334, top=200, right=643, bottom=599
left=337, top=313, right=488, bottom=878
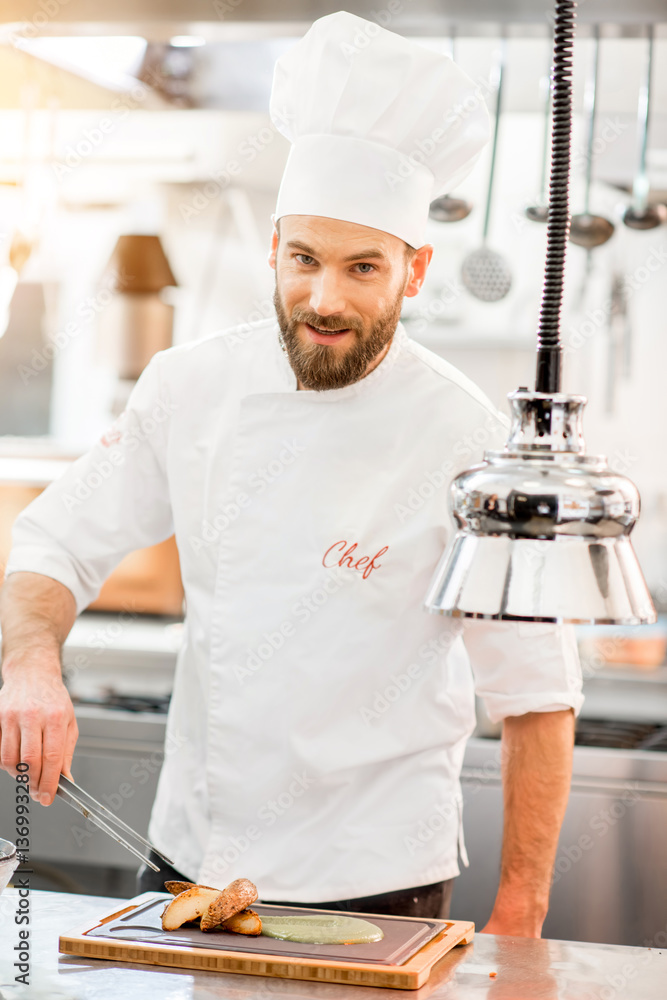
left=5, top=354, right=175, bottom=615
left=462, top=619, right=584, bottom=723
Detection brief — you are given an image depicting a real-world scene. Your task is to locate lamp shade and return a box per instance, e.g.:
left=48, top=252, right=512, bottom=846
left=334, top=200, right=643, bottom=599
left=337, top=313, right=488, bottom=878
left=103, top=234, right=177, bottom=294
left=424, top=391, right=656, bottom=626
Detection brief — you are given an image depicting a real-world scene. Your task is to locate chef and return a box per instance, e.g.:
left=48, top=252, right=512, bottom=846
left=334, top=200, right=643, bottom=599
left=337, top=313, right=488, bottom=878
left=0, top=12, right=582, bottom=933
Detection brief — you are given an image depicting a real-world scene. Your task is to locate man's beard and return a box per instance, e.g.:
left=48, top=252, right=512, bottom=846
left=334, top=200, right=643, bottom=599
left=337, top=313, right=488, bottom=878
left=273, top=284, right=403, bottom=391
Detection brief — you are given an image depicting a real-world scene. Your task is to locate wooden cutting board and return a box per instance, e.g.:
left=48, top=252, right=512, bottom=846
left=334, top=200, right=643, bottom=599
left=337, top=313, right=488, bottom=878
left=59, top=895, right=474, bottom=990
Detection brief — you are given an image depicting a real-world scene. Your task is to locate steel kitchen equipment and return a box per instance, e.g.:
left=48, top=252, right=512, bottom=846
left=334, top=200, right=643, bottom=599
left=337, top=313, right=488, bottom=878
left=460, top=37, right=512, bottom=302
left=0, top=838, right=19, bottom=895
left=569, top=27, right=615, bottom=249
left=525, top=52, right=552, bottom=224
left=56, top=774, right=174, bottom=872
left=623, top=27, right=667, bottom=230
left=428, top=33, right=474, bottom=226
left=425, top=1, right=655, bottom=624
left=429, top=194, right=473, bottom=223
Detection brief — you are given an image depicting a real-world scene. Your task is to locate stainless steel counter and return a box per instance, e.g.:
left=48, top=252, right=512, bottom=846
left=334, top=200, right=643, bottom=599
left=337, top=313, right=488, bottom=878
left=0, top=889, right=665, bottom=999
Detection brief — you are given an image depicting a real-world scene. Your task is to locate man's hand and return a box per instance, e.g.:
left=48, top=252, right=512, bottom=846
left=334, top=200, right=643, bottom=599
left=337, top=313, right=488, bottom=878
left=0, top=572, right=78, bottom=804
left=480, top=708, right=575, bottom=938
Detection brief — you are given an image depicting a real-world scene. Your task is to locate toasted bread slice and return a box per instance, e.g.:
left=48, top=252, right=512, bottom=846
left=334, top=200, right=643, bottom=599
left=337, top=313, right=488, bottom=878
left=161, top=886, right=222, bottom=930
left=200, top=878, right=258, bottom=932
left=222, top=908, right=262, bottom=936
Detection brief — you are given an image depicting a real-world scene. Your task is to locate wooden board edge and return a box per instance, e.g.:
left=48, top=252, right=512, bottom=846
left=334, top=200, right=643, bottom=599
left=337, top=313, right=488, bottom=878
left=59, top=906, right=475, bottom=991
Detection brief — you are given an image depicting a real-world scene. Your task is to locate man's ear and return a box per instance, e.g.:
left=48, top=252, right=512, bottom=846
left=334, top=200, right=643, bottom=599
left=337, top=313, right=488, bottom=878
left=268, top=214, right=278, bottom=270
left=403, top=244, right=434, bottom=298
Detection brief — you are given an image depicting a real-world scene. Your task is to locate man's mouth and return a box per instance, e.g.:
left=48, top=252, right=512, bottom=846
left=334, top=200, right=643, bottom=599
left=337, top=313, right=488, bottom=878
left=303, top=322, right=353, bottom=345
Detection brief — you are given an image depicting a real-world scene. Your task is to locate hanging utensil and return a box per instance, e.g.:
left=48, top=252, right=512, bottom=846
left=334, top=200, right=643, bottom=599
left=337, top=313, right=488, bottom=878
left=623, top=27, right=667, bottom=230
left=429, top=30, right=473, bottom=224
left=525, top=48, right=553, bottom=223
left=604, top=273, right=624, bottom=415
left=429, top=194, right=473, bottom=223
left=461, top=36, right=511, bottom=302
left=569, top=27, right=615, bottom=249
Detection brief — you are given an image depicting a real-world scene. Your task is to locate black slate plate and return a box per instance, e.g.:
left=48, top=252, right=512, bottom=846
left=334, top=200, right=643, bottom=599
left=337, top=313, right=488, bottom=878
left=85, top=896, right=446, bottom=966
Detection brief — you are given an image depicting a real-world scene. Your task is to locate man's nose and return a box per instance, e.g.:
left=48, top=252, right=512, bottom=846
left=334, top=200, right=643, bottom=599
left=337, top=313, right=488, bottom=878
left=308, top=269, right=347, bottom=317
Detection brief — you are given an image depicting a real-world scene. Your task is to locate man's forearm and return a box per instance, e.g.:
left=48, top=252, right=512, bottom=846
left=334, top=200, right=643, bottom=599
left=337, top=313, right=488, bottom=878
left=1, top=571, right=76, bottom=674
left=483, top=708, right=575, bottom=937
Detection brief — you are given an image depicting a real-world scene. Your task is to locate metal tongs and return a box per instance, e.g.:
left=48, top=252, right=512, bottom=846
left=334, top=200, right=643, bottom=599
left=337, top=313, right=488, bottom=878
left=56, top=774, right=174, bottom=872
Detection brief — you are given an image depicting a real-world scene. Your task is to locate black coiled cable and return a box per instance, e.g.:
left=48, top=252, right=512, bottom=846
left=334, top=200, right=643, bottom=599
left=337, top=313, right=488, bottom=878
left=535, top=0, right=577, bottom=394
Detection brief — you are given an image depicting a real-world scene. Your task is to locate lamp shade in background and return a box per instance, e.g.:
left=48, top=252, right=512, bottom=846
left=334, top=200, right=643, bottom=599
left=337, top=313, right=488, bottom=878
left=97, top=234, right=178, bottom=381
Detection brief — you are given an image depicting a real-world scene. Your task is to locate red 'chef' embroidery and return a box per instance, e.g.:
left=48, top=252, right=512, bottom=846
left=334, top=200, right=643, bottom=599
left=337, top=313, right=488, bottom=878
left=100, top=428, right=123, bottom=447
left=322, top=541, right=389, bottom=580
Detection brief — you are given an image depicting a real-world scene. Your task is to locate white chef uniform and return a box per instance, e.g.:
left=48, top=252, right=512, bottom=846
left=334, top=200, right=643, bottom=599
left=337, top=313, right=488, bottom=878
left=6, top=319, right=583, bottom=900
left=5, top=12, right=584, bottom=900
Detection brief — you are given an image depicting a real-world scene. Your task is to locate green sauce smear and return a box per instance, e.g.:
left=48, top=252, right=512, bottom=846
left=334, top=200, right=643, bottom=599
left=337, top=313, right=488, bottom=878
left=260, top=914, right=384, bottom=945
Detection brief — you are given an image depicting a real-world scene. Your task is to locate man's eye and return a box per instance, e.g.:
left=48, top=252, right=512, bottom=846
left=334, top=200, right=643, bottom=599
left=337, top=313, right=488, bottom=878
left=295, top=254, right=315, bottom=265
left=355, top=263, right=375, bottom=274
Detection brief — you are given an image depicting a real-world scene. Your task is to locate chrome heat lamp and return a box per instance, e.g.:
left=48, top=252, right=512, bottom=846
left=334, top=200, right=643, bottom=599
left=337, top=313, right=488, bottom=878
left=425, top=2, right=656, bottom=626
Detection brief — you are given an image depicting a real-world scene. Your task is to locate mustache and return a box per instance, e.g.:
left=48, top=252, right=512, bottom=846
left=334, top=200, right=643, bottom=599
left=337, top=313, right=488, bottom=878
left=291, top=309, right=363, bottom=334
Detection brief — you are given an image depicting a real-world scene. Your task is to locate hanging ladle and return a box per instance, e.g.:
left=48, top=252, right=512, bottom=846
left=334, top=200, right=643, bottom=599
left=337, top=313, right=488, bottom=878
left=461, top=36, right=512, bottom=302
left=429, top=31, right=473, bottom=224
left=429, top=194, right=473, bottom=223
left=525, top=50, right=552, bottom=223
left=623, top=27, right=667, bottom=230
left=569, top=27, right=615, bottom=249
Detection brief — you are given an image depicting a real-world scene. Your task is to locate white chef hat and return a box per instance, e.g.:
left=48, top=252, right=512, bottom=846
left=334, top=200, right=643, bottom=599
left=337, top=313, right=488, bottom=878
left=270, top=10, right=491, bottom=249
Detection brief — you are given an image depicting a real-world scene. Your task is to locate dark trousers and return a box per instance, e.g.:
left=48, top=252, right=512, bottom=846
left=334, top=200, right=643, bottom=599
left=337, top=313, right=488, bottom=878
left=136, top=853, right=454, bottom=920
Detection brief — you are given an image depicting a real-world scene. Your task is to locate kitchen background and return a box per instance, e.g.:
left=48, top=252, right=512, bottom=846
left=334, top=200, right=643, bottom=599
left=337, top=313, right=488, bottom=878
left=0, top=0, right=666, bottom=950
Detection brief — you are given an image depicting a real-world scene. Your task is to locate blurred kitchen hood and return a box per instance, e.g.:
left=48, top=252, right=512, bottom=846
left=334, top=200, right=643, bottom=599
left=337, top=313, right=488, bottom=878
left=2, top=0, right=665, bottom=38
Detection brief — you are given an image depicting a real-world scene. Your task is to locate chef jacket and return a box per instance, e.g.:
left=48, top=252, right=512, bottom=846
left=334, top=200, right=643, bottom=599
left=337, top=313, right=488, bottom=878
left=6, top=318, right=584, bottom=901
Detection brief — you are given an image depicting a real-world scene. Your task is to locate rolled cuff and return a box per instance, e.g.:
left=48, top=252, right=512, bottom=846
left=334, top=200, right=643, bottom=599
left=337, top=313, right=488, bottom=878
left=477, top=690, right=585, bottom=726
left=5, top=545, right=97, bottom=615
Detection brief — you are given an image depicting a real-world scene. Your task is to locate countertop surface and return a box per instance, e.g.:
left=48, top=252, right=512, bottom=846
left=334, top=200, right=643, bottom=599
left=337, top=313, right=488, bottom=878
left=0, top=889, right=665, bottom=999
